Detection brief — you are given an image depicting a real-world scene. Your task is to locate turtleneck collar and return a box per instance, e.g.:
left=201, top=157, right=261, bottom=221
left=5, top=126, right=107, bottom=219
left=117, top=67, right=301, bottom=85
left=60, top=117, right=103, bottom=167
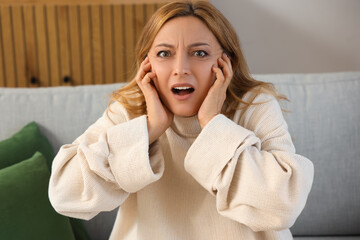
left=169, top=114, right=202, bottom=138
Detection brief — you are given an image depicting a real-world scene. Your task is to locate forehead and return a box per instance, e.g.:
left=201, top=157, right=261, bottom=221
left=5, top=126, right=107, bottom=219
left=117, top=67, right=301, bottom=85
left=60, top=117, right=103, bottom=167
left=152, top=16, right=219, bottom=46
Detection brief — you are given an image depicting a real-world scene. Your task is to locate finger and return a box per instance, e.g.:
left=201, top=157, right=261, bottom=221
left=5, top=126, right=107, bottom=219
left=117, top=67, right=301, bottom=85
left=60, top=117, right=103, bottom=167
left=142, top=55, right=150, bottom=66
left=218, top=56, right=233, bottom=81
left=138, top=72, right=156, bottom=89
left=137, top=64, right=151, bottom=82
left=136, top=58, right=151, bottom=81
left=139, top=56, right=150, bottom=71
left=217, top=61, right=232, bottom=91
left=140, top=73, right=158, bottom=102
left=212, top=64, right=225, bottom=82
left=222, top=52, right=232, bottom=69
left=211, top=65, right=226, bottom=91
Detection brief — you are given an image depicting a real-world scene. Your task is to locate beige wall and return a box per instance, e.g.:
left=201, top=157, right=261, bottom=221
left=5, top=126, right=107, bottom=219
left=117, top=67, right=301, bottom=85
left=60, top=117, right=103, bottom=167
left=211, top=0, right=360, bottom=74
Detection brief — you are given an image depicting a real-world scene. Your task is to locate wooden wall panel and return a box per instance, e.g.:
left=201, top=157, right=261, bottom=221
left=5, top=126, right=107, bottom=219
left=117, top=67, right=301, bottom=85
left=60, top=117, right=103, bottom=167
left=46, top=5, right=60, bottom=86
left=12, top=6, right=27, bottom=87
left=90, top=5, right=103, bottom=84
left=0, top=2, right=163, bottom=87
left=35, top=5, right=50, bottom=86
left=23, top=6, right=39, bottom=86
left=1, top=7, right=16, bottom=87
left=135, top=4, right=144, bottom=42
left=58, top=6, right=71, bottom=86
left=0, top=15, right=4, bottom=87
left=68, top=5, right=81, bottom=85
left=113, top=4, right=124, bottom=83
left=0, top=0, right=173, bottom=5
left=123, top=4, right=134, bottom=82
left=102, top=5, right=114, bottom=84
left=79, top=5, right=92, bottom=85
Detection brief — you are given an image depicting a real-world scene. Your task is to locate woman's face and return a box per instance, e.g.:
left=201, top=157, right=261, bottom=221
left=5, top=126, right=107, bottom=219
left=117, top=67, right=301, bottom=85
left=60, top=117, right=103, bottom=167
left=148, top=16, right=223, bottom=117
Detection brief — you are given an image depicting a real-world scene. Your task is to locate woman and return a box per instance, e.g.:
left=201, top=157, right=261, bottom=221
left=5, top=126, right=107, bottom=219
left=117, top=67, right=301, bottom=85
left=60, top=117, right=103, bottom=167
left=49, top=1, right=314, bottom=239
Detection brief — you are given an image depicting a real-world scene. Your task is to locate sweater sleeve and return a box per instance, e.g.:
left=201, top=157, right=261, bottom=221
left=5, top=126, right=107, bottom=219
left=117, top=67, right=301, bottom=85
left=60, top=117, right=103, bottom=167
left=49, top=102, right=164, bottom=220
left=184, top=94, right=314, bottom=232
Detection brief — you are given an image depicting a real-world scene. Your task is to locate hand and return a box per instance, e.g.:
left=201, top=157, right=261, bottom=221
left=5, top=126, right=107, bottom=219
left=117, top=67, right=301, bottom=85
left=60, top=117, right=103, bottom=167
left=136, top=57, right=174, bottom=144
left=198, top=53, right=233, bottom=128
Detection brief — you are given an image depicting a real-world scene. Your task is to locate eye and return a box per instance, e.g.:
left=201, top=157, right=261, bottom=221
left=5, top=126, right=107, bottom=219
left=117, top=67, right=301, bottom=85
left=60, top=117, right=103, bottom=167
left=157, top=51, right=171, bottom=58
left=193, top=50, right=208, bottom=58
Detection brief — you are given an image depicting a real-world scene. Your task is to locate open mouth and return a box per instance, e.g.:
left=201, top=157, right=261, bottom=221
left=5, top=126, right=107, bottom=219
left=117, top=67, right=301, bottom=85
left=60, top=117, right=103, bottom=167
left=172, top=86, right=195, bottom=95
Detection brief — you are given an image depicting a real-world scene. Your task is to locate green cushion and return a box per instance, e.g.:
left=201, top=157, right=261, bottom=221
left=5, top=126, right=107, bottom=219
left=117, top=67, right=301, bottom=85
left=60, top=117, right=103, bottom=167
left=0, top=152, right=75, bottom=240
left=0, top=122, right=55, bottom=171
left=0, top=122, right=90, bottom=240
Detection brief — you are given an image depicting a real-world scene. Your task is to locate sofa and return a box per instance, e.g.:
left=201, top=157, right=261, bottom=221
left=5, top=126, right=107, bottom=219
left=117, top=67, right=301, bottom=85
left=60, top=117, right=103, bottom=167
left=0, top=71, right=359, bottom=239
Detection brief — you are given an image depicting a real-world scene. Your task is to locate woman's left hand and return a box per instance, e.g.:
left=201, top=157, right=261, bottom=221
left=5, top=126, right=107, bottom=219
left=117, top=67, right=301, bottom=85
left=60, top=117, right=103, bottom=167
left=198, top=53, right=233, bottom=129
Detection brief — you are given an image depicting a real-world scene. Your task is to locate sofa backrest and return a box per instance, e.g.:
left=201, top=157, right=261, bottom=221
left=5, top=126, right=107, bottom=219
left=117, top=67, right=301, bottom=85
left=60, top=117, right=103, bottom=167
left=0, top=83, right=124, bottom=152
left=1, top=72, right=360, bottom=237
left=254, top=72, right=360, bottom=236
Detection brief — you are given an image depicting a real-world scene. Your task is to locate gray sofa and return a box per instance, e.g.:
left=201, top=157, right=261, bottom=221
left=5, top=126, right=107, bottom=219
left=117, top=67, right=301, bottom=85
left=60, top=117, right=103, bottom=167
left=1, top=71, right=359, bottom=239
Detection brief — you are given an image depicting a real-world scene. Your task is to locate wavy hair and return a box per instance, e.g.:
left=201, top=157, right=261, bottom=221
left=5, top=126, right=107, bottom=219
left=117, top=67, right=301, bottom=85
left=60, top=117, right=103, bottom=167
left=109, top=1, right=287, bottom=117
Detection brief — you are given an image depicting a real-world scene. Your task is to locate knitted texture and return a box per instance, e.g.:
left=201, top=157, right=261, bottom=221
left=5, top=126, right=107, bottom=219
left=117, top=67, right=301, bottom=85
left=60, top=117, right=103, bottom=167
left=49, top=93, right=314, bottom=240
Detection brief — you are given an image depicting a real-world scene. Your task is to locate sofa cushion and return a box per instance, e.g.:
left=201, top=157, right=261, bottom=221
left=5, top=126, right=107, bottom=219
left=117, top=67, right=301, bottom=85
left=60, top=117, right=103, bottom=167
left=0, top=152, right=75, bottom=239
left=0, top=121, right=90, bottom=240
left=0, top=121, right=55, bottom=171
left=254, top=72, right=360, bottom=236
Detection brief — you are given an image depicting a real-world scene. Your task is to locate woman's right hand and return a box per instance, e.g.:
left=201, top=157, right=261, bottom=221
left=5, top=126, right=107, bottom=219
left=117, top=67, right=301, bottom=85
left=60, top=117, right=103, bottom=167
left=136, top=57, right=174, bottom=145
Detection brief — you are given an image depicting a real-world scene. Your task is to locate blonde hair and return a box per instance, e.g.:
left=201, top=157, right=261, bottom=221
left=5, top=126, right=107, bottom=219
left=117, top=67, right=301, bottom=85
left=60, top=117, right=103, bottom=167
left=109, top=1, right=287, bottom=117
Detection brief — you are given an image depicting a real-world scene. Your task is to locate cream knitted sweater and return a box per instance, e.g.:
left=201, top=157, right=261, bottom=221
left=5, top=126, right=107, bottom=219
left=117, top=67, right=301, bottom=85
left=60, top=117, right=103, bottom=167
left=49, top=92, right=314, bottom=240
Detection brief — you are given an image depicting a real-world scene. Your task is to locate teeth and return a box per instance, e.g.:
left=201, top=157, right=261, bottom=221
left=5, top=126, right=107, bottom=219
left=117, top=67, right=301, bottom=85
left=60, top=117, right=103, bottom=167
left=174, top=87, right=191, bottom=90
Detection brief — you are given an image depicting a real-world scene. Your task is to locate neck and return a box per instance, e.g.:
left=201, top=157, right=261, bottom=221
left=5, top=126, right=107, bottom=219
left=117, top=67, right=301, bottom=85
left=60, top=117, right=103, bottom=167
left=170, top=114, right=202, bottom=138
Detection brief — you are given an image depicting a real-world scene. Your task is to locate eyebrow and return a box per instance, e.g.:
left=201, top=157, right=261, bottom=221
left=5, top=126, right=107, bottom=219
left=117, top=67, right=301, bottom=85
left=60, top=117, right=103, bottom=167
left=154, top=42, right=210, bottom=48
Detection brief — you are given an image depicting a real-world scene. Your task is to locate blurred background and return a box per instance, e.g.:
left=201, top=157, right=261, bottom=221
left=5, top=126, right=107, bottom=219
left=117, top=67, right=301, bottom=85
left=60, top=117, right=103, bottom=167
left=211, top=0, right=360, bottom=74
left=0, top=0, right=359, bottom=87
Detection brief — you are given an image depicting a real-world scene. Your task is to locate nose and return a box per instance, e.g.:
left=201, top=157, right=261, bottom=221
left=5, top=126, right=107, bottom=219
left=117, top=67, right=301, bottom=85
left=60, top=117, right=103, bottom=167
left=174, top=51, right=190, bottom=76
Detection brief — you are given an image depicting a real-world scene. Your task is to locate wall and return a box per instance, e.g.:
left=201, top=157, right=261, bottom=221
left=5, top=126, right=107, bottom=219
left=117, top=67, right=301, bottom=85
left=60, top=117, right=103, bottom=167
left=0, top=1, right=165, bottom=87
left=210, top=0, right=360, bottom=74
